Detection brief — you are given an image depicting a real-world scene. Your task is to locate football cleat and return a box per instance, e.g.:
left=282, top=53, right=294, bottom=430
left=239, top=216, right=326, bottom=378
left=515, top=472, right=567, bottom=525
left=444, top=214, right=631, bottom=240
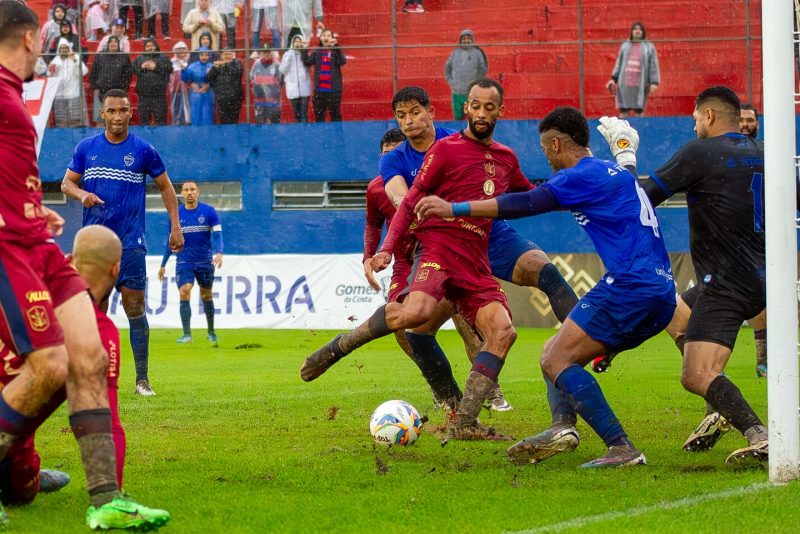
left=176, top=335, right=192, bottom=344
left=0, top=502, right=7, bottom=529
left=39, top=469, right=71, bottom=492
left=590, top=356, right=609, bottom=373
left=86, top=493, right=170, bottom=531
left=725, top=439, right=768, bottom=465
left=207, top=332, right=218, bottom=344
left=442, top=421, right=512, bottom=444
left=487, top=385, right=513, bottom=412
left=507, top=425, right=580, bottom=465
left=300, top=334, right=345, bottom=382
left=580, top=445, right=647, bottom=468
left=683, top=412, right=730, bottom=452
left=134, top=380, right=156, bottom=397
left=756, top=364, right=767, bottom=378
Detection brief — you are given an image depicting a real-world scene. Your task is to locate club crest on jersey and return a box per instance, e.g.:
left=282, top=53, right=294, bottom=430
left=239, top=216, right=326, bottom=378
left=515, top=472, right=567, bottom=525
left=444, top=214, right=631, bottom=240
left=124, top=154, right=135, bottom=167
left=484, top=160, right=496, bottom=178
left=483, top=179, right=495, bottom=196
left=26, top=306, right=50, bottom=332
left=198, top=216, right=205, bottom=224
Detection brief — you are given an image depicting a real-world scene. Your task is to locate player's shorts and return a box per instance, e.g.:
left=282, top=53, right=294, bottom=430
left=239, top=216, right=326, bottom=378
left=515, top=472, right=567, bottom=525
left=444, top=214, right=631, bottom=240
left=407, top=240, right=510, bottom=327
left=387, top=257, right=412, bottom=303
left=487, top=220, right=541, bottom=282
left=176, top=264, right=216, bottom=289
left=569, top=280, right=676, bottom=352
left=0, top=240, right=86, bottom=357
left=681, top=284, right=764, bottom=349
left=117, top=247, right=147, bottom=291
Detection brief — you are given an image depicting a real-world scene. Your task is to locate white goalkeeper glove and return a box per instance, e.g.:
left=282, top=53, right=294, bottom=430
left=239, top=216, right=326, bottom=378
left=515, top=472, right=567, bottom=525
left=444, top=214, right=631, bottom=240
left=597, top=116, right=639, bottom=168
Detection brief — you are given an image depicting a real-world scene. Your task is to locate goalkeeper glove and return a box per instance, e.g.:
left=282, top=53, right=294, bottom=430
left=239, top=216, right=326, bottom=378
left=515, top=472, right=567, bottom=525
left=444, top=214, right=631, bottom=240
left=597, top=116, right=639, bottom=168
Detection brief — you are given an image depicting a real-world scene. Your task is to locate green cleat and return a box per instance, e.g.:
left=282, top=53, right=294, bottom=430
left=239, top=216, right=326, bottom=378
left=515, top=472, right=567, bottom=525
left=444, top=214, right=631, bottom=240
left=0, top=501, right=8, bottom=530
left=86, top=494, right=170, bottom=531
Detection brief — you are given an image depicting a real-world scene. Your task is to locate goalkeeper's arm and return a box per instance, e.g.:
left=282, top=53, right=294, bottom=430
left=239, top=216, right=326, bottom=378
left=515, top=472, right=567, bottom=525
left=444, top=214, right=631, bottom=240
left=449, top=187, right=560, bottom=220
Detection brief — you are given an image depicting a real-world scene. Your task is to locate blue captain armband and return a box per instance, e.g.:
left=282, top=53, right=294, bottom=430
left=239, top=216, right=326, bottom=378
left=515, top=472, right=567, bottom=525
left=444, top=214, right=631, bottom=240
left=451, top=202, right=471, bottom=217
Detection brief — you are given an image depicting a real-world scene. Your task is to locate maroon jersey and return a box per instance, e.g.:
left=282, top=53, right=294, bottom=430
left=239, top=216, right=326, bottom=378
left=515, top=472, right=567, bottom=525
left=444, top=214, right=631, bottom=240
left=363, top=176, right=396, bottom=262
left=0, top=66, right=49, bottom=244
left=381, top=132, right=529, bottom=261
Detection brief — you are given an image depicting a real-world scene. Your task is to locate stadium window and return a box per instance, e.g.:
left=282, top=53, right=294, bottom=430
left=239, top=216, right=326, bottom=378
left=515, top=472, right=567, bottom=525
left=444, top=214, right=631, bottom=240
left=273, top=181, right=368, bottom=210
left=145, top=181, right=242, bottom=211
left=41, top=181, right=67, bottom=205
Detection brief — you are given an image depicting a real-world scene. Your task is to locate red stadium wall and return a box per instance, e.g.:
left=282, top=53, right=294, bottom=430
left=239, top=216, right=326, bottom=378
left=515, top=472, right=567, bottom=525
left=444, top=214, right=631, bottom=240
left=29, top=0, right=763, bottom=122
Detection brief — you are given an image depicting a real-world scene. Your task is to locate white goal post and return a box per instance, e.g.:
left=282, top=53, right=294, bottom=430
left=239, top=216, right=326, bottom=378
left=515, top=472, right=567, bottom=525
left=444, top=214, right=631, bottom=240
left=764, top=0, right=800, bottom=484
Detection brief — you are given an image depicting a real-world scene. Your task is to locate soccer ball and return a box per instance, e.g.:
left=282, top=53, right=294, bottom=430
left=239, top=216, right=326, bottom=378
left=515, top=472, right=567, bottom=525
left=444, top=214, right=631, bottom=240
left=369, top=400, right=422, bottom=446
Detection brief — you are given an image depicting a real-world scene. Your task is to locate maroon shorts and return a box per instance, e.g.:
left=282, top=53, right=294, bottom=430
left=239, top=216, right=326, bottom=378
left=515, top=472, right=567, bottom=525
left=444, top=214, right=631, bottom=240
left=387, top=257, right=412, bottom=303
left=407, top=241, right=510, bottom=326
left=0, top=241, right=86, bottom=357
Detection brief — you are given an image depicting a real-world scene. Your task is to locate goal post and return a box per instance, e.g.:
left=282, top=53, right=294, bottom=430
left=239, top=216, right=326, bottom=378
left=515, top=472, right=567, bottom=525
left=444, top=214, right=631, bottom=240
left=764, top=0, right=800, bottom=484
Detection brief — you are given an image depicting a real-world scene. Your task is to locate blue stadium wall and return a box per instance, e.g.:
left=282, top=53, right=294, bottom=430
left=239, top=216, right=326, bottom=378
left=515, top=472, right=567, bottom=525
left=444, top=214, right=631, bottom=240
left=40, top=117, right=718, bottom=254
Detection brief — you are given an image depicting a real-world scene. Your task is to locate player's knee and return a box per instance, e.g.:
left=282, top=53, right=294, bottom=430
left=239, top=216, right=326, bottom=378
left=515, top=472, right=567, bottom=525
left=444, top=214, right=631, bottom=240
left=32, top=346, right=70, bottom=389
left=680, top=366, right=704, bottom=395
left=401, top=301, right=435, bottom=329
left=512, top=250, right=549, bottom=287
left=69, top=340, right=109, bottom=379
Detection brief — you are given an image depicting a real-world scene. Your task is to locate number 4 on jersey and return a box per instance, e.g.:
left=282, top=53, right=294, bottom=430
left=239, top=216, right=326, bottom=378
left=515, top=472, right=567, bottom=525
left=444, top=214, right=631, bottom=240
left=635, top=181, right=660, bottom=237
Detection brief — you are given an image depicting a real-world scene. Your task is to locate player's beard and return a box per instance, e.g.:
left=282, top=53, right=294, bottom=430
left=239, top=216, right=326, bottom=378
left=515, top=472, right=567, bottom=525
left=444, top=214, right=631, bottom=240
left=467, top=117, right=496, bottom=141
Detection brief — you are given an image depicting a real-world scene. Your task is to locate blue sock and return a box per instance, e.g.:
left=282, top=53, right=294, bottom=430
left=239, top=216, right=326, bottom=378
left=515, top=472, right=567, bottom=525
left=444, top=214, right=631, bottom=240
left=404, top=333, right=462, bottom=402
left=129, top=315, right=150, bottom=383
left=472, top=351, right=504, bottom=382
left=0, top=393, right=31, bottom=436
left=537, top=263, right=579, bottom=324
left=203, top=299, right=215, bottom=334
left=544, top=372, right=577, bottom=426
left=179, top=300, right=191, bottom=336
left=555, top=364, right=628, bottom=446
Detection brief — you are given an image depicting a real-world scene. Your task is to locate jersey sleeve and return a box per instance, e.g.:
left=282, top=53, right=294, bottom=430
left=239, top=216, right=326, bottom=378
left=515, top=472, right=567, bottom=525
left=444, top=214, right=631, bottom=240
left=365, top=185, right=386, bottom=229
left=378, top=149, right=405, bottom=186
left=207, top=205, right=221, bottom=230
left=144, top=143, right=167, bottom=178
left=67, top=138, right=89, bottom=175
left=507, top=156, right=533, bottom=192
left=650, top=140, right=707, bottom=196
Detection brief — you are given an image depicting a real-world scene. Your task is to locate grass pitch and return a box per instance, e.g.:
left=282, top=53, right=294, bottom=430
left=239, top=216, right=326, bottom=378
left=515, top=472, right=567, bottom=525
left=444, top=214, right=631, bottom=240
left=17, top=327, right=800, bottom=532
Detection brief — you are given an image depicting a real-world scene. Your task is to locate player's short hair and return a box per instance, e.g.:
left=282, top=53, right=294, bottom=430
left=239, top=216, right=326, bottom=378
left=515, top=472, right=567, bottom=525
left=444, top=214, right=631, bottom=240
left=695, top=86, right=740, bottom=115
left=102, top=88, right=129, bottom=106
left=741, top=102, right=759, bottom=120
left=539, top=106, right=590, bottom=148
left=392, top=86, right=430, bottom=111
left=379, top=128, right=405, bottom=151
left=467, top=78, right=504, bottom=104
left=0, top=2, right=38, bottom=47
left=182, top=180, right=198, bottom=189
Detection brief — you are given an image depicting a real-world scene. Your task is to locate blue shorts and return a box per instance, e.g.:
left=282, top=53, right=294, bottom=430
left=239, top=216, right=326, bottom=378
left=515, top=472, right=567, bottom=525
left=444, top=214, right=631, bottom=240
left=487, top=220, right=540, bottom=282
left=116, top=248, right=147, bottom=291
left=176, top=265, right=215, bottom=289
left=569, top=280, right=676, bottom=353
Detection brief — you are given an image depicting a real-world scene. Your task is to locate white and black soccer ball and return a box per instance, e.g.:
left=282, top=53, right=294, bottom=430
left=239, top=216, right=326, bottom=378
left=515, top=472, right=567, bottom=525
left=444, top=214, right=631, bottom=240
left=369, top=400, right=422, bottom=446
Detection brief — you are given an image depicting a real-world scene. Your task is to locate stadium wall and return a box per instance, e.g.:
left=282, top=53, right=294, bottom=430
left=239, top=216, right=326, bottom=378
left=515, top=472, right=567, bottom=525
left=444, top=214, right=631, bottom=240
left=41, top=116, right=774, bottom=255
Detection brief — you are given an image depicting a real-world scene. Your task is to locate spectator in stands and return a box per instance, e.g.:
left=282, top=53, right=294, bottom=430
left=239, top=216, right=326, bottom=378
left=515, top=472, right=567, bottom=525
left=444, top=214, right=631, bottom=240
left=118, top=0, right=144, bottom=40
left=207, top=45, right=243, bottom=124
left=282, top=0, right=323, bottom=49
left=145, top=0, right=171, bottom=40
left=169, top=41, right=192, bottom=124
left=49, top=0, right=79, bottom=24
left=84, top=0, right=109, bottom=42
left=444, top=29, right=488, bottom=120
left=48, top=39, right=88, bottom=127
left=41, top=4, right=74, bottom=52
left=280, top=34, right=310, bottom=123
left=606, top=21, right=660, bottom=117
left=252, top=0, right=280, bottom=49
left=98, top=18, right=131, bottom=53
left=181, top=45, right=216, bottom=125
left=251, top=45, right=281, bottom=124
left=183, top=0, right=225, bottom=51
left=303, top=28, right=345, bottom=122
left=133, top=38, right=173, bottom=125
left=401, top=0, right=424, bottom=13
left=188, top=31, right=219, bottom=63
left=46, top=19, right=83, bottom=63
left=212, top=0, right=241, bottom=48
left=89, top=35, right=132, bottom=123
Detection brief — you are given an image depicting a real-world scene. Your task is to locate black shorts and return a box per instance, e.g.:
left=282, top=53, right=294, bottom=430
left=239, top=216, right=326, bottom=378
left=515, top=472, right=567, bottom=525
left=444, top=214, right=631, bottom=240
left=681, top=284, right=765, bottom=349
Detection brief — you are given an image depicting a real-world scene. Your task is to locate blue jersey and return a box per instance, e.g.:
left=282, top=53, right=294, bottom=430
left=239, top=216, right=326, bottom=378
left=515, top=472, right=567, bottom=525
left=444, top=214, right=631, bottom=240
left=68, top=133, right=166, bottom=251
left=379, top=127, right=455, bottom=187
left=541, top=157, right=674, bottom=300
left=174, top=202, right=222, bottom=267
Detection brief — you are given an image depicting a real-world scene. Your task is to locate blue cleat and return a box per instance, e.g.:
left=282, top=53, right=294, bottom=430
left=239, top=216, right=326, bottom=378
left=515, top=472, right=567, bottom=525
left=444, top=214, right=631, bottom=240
left=756, top=364, right=767, bottom=378
left=176, top=335, right=192, bottom=344
left=207, top=332, right=218, bottom=343
left=39, top=469, right=71, bottom=492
